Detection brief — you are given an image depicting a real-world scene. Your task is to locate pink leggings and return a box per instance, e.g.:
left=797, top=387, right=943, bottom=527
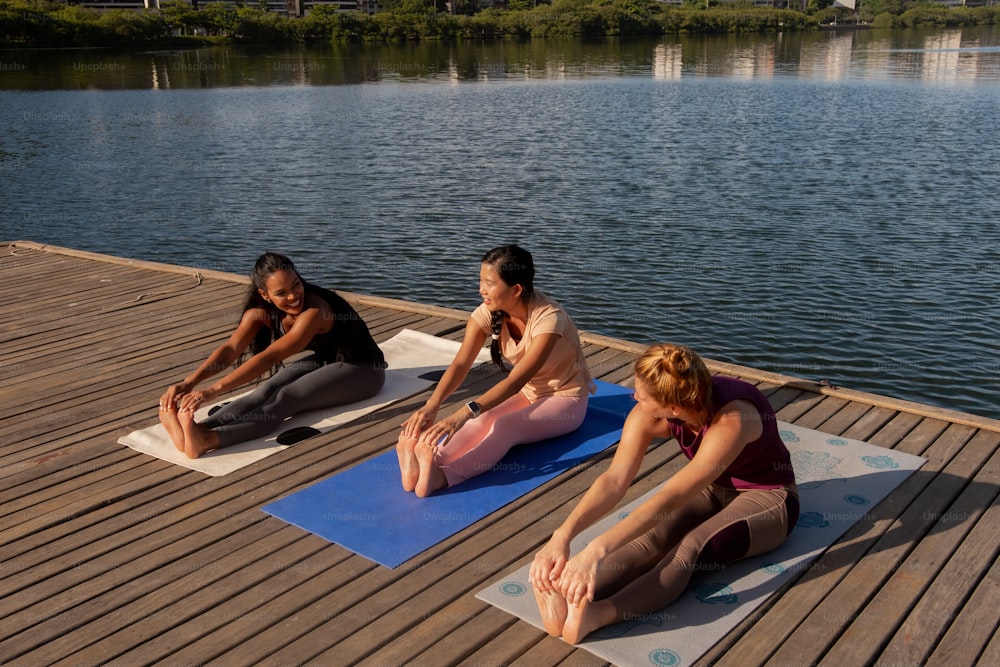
left=594, top=483, right=799, bottom=618
left=435, top=392, right=589, bottom=487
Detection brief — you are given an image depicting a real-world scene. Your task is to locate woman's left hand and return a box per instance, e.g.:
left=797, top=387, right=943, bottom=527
left=418, top=408, right=471, bottom=448
left=557, top=545, right=602, bottom=608
left=178, top=387, right=218, bottom=413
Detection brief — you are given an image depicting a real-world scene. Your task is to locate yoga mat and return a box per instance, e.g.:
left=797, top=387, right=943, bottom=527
left=118, top=329, right=489, bottom=476
left=260, top=379, right=636, bottom=568
left=476, top=423, right=926, bottom=667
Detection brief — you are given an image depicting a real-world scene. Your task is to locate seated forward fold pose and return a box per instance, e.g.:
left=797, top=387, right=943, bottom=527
left=158, top=252, right=385, bottom=459
left=396, top=244, right=595, bottom=497
left=530, top=343, right=799, bottom=643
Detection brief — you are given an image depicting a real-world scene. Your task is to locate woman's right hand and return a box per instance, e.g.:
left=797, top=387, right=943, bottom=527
left=400, top=404, right=438, bottom=439
left=529, top=535, right=570, bottom=594
left=159, top=382, right=193, bottom=413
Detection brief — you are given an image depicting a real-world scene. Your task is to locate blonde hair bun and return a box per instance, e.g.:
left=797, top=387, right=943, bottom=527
left=634, top=343, right=712, bottom=409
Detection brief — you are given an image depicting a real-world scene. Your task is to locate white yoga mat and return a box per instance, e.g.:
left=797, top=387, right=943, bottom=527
left=119, top=329, right=489, bottom=476
left=477, top=422, right=926, bottom=667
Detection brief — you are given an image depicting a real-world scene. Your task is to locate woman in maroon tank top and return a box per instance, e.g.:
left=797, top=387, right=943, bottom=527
left=531, top=343, right=799, bottom=643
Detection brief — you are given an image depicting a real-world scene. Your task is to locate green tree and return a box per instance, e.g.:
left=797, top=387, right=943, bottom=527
left=160, top=0, right=201, bottom=34
left=450, top=0, right=481, bottom=16
left=197, top=1, right=239, bottom=35
left=859, top=0, right=905, bottom=19
left=381, top=0, right=436, bottom=12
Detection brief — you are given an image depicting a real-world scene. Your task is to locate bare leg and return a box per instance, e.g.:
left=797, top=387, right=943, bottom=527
left=562, top=598, right=618, bottom=645
left=159, top=407, right=185, bottom=453
left=396, top=434, right=419, bottom=492
left=533, top=587, right=568, bottom=637
left=414, top=441, right=447, bottom=498
left=178, top=409, right=221, bottom=459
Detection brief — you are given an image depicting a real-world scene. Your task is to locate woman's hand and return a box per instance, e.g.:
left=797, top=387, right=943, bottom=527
left=400, top=404, right=439, bottom=440
left=530, top=535, right=570, bottom=594
left=557, top=544, right=603, bottom=608
left=417, top=407, right=471, bottom=448
left=160, top=382, right=193, bottom=413
left=177, top=386, right=219, bottom=413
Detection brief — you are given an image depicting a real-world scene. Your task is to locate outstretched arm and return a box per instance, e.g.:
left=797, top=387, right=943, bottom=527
left=414, top=326, right=561, bottom=448
left=400, top=318, right=490, bottom=439
left=556, top=400, right=762, bottom=607
left=529, top=405, right=651, bottom=594
left=176, top=301, right=328, bottom=412
left=160, top=308, right=268, bottom=410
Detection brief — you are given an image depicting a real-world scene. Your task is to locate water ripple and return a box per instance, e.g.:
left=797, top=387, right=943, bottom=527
left=4, top=39, right=1000, bottom=420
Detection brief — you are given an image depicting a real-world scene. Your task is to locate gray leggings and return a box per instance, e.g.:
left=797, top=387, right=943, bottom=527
left=200, top=353, right=385, bottom=447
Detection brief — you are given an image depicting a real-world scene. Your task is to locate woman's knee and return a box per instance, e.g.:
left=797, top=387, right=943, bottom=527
left=696, top=521, right=752, bottom=567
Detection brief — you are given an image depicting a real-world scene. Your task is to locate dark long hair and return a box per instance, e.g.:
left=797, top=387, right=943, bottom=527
left=481, top=244, right=535, bottom=372
left=240, top=252, right=302, bottom=367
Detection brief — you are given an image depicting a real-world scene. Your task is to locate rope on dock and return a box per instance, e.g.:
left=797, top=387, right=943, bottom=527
left=128, top=272, right=205, bottom=303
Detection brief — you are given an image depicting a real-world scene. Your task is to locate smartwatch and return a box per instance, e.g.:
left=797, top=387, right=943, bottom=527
left=465, top=401, right=482, bottom=418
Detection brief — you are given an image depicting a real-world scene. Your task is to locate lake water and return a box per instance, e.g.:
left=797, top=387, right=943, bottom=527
left=2, top=28, right=999, bottom=419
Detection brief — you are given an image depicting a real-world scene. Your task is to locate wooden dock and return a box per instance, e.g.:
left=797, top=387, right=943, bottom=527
left=2, top=240, right=998, bottom=667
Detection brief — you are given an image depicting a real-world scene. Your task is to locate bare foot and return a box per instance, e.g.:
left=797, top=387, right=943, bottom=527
left=563, top=599, right=616, bottom=645
left=159, top=407, right=185, bottom=453
left=396, top=435, right=419, bottom=492
left=414, top=440, right=447, bottom=498
left=533, top=587, right=568, bottom=637
left=178, top=409, right=220, bottom=459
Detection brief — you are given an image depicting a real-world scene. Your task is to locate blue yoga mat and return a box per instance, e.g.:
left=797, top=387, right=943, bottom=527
left=261, top=379, right=635, bottom=568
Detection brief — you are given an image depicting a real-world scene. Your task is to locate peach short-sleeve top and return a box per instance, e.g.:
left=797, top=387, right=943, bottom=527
left=470, top=290, right=595, bottom=401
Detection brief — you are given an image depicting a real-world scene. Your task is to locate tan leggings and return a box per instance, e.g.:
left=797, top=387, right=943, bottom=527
left=595, top=483, right=799, bottom=618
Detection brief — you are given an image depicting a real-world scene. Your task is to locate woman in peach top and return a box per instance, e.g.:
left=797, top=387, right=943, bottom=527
left=396, top=244, right=594, bottom=497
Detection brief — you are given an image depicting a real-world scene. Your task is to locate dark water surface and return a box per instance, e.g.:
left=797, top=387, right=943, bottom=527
left=2, top=28, right=999, bottom=419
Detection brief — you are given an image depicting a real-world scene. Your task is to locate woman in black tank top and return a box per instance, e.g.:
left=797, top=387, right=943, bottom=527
left=158, top=253, right=384, bottom=458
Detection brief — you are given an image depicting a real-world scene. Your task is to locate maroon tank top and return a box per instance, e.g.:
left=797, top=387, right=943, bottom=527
left=669, top=376, right=795, bottom=489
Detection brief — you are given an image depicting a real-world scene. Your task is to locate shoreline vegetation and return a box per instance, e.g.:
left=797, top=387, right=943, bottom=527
left=1, top=0, right=998, bottom=48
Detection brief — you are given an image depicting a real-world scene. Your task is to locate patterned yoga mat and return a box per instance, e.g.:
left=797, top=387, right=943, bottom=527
left=476, top=422, right=926, bottom=667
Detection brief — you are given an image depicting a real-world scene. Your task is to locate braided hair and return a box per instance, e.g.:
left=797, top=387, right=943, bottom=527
left=481, top=245, right=535, bottom=372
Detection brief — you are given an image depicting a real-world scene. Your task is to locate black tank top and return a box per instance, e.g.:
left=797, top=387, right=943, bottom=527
left=292, top=285, right=385, bottom=367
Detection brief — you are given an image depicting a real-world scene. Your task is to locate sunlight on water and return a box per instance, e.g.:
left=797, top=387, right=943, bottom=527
left=3, top=28, right=999, bottom=419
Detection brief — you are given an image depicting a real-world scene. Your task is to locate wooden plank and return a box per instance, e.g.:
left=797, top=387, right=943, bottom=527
left=510, top=639, right=578, bottom=665
left=0, top=462, right=182, bottom=545
left=926, top=554, right=1000, bottom=665
left=110, top=541, right=371, bottom=664
left=401, top=604, right=515, bottom=665
left=459, top=620, right=549, bottom=665
left=0, top=511, right=276, bottom=656
left=0, top=473, right=200, bottom=586
left=774, top=391, right=840, bottom=425
left=779, top=394, right=850, bottom=430
left=0, top=448, right=145, bottom=520
left=559, top=652, right=612, bottom=667
left=825, top=433, right=1000, bottom=665
left=21, top=524, right=317, bottom=664
left=977, top=625, right=1000, bottom=667
left=879, top=454, right=1000, bottom=665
